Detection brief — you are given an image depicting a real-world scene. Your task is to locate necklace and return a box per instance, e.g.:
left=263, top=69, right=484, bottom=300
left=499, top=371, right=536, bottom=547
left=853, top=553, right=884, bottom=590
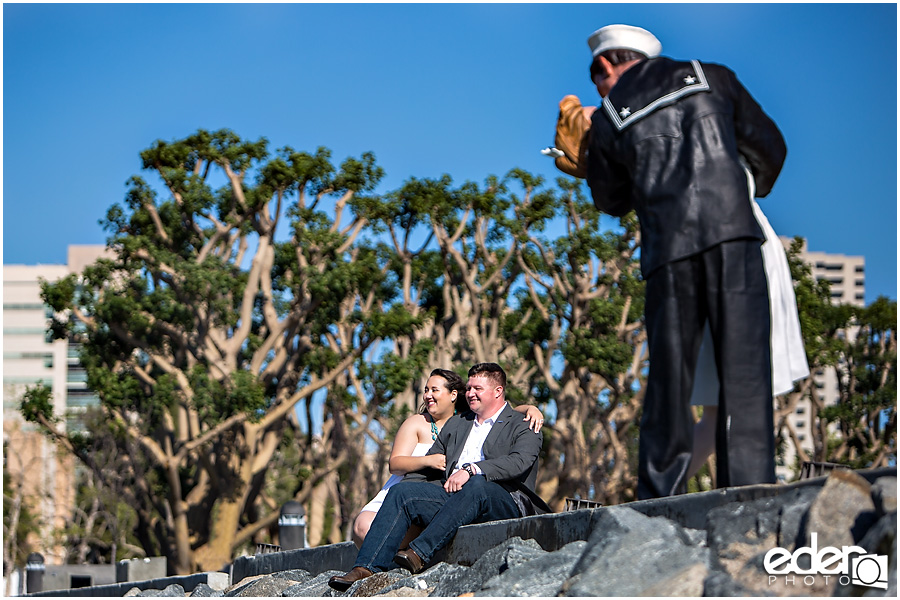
left=429, top=416, right=439, bottom=440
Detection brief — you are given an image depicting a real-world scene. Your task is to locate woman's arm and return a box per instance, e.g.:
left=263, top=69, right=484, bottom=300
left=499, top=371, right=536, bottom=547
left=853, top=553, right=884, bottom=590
left=388, top=416, right=446, bottom=475
left=513, top=404, right=545, bottom=432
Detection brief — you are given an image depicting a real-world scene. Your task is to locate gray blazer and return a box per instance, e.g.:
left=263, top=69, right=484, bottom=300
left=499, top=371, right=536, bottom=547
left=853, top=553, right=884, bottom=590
left=406, top=403, right=552, bottom=515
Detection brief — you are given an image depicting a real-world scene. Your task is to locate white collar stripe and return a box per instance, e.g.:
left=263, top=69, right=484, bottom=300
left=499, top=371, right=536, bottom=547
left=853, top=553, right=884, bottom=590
left=603, top=60, right=710, bottom=131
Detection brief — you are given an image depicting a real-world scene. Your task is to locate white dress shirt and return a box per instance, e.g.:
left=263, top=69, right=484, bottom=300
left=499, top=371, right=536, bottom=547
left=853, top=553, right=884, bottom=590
left=454, top=403, right=507, bottom=475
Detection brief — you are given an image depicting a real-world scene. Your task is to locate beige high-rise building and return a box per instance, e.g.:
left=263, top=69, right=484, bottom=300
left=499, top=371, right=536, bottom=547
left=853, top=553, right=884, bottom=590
left=794, top=239, right=866, bottom=307
left=3, top=245, right=112, bottom=565
left=775, top=237, right=865, bottom=482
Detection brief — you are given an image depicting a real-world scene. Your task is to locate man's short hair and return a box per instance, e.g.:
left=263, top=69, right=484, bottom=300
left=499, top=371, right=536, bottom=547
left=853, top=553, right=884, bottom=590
left=589, top=49, right=648, bottom=82
left=468, top=362, right=507, bottom=389
left=601, top=48, right=647, bottom=65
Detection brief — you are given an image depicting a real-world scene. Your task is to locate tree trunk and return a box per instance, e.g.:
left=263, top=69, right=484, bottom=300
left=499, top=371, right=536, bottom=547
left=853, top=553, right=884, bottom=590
left=193, top=499, right=242, bottom=572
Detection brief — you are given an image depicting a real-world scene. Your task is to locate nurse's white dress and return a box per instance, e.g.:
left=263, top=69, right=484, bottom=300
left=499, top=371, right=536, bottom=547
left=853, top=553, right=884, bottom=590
left=360, top=442, right=434, bottom=514
left=690, top=163, right=810, bottom=404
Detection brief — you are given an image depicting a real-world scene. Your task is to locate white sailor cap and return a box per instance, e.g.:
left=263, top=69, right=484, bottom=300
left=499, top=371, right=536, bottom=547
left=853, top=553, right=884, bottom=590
left=587, top=24, right=662, bottom=59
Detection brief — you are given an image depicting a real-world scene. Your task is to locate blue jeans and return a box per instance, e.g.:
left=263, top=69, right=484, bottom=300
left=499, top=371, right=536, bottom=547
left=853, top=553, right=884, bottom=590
left=355, top=476, right=521, bottom=572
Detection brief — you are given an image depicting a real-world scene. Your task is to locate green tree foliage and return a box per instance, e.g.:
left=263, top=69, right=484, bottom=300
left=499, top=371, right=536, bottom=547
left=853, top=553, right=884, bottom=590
left=819, top=297, right=896, bottom=467
left=22, top=129, right=416, bottom=573
left=35, top=408, right=149, bottom=566
left=774, top=238, right=896, bottom=476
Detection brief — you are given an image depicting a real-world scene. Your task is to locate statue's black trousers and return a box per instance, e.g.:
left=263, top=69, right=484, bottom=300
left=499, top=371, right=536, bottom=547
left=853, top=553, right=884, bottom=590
left=639, top=238, right=775, bottom=499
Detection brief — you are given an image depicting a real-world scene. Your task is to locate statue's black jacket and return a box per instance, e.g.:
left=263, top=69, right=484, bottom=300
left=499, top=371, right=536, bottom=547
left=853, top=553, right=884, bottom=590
left=586, top=57, right=787, bottom=277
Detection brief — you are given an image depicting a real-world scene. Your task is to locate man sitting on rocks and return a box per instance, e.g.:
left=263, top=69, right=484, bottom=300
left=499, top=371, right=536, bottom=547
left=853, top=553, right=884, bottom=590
left=329, top=362, right=551, bottom=591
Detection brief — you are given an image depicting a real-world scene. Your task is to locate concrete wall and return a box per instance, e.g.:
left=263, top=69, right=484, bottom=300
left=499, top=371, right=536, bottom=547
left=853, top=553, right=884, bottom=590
left=231, top=542, right=358, bottom=584
left=26, top=572, right=228, bottom=597
left=40, top=564, right=116, bottom=593
left=116, top=557, right=166, bottom=583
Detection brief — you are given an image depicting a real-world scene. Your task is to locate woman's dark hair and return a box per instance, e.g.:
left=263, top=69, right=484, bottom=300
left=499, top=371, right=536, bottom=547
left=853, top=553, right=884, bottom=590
left=420, top=368, right=468, bottom=414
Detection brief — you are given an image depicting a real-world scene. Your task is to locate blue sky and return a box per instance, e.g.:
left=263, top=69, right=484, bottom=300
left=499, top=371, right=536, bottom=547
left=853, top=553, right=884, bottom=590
left=3, top=2, right=897, bottom=303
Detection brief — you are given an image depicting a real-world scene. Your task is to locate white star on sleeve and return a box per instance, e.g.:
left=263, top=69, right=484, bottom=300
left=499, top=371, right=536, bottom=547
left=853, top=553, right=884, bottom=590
left=619, top=106, right=632, bottom=118
left=684, top=75, right=697, bottom=84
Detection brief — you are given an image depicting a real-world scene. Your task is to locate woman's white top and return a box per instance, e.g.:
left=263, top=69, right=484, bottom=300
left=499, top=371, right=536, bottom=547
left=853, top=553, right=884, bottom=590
left=360, top=442, right=434, bottom=514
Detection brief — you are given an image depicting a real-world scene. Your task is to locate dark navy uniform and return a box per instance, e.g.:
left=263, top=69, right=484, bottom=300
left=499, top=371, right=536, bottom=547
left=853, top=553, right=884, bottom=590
left=587, top=57, right=786, bottom=498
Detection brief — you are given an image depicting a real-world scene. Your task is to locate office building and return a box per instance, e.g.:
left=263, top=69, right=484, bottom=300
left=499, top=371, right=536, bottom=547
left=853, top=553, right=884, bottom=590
left=3, top=245, right=111, bottom=565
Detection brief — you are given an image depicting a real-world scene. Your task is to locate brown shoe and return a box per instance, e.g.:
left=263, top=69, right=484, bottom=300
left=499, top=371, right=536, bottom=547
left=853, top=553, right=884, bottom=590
left=393, top=548, right=425, bottom=574
left=328, top=566, right=373, bottom=591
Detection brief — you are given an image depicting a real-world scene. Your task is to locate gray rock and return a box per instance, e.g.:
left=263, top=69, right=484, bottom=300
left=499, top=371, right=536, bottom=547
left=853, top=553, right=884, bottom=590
left=477, top=540, right=586, bottom=597
left=271, top=569, right=313, bottom=583
left=802, top=469, right=878, bottom=549
left=139, top=584, right=186, bottom=597
left=411, top=561, right=457, bottom=590
left=710, top=496, right=783, bottom=544
left=776, top=486, right=823, bottom=546
left=704, top=473, right=890, bottom=598
left=722, top=547, right=822, bottom=597
left=228, top=576, right=296, bottom=597
left=776, top=490, right=815, bottom=550
left=431, top=537, right=544, bottom=597
left=470, top=537, right=544, bottom=571
left=681, top=527, right=708, bottom=548
left=707, top=525, right=783, bottom=595
left=375, top=587, right=431, bottom=597
left=281, top=570, right=344, bottom=597
left=124, top=588, right=142, bottom=597
left=642, top=562, right=709, bottom=597
left=224, top=574, right=267, bottom=597
left=375, top=562, right=457, bottom=596
left=835, top=511, right=897, bottom=597
left=706, top=486, right=819, bottom=557
left=561, top=506, right=709, bottom=596
left=859, top=512, right=898, bottom=560
left=425, top=563, right=478, bottom=596
left=503, top=538, right=548, bottom=568
left=703, top=570, right=771, bottom=597
left=704, top=485, right=820, bottom=593
left=190, top=583, right=225, bottom=597
left=871, top=477, right=898, bottom=516
left=345, top=570, right=406, bottom=597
